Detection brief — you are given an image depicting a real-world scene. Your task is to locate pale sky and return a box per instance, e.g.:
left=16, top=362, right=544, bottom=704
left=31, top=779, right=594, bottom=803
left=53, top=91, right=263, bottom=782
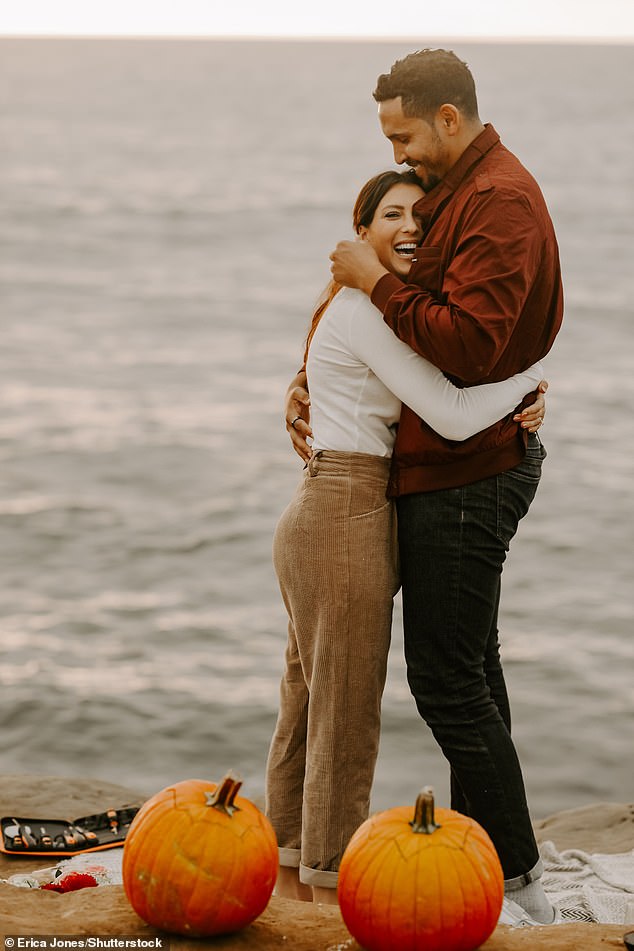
left=1, top=0, right=633, bottom=39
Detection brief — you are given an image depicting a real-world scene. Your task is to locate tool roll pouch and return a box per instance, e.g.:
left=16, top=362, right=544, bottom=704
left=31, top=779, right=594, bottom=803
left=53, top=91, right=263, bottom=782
left=1, top=805, right=140, bottom=856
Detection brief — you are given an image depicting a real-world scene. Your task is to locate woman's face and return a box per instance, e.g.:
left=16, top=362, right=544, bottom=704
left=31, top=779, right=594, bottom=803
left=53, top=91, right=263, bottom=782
left=357, top=182, right=424, bottom=278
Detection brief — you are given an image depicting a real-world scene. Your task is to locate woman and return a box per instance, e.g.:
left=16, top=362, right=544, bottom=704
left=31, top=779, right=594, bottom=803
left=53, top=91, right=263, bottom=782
left=265, top=170, right=546, bottom=904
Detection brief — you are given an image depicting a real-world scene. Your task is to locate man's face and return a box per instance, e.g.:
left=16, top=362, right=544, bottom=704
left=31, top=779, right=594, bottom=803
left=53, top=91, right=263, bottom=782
left=378, top=97, right=451, bottom=193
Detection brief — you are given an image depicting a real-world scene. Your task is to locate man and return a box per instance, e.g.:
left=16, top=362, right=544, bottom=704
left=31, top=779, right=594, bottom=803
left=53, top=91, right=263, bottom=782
left=287, top=49, right=563, bottom=925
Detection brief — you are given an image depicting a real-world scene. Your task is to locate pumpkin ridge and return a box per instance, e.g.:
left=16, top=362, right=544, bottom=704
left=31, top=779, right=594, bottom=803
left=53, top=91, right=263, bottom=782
left=341, top=834, right=383, bottom=910
left=380, top=830, right=404, bottom=951
left=465, top=836, right=504, bottom=941
left=458, top=829, right=503, bottom=944
left=127, top=792, right=175, bottom=844
left=482, top=851, right=503, bottom=928
left=465, top=822, right=497, bottom=857
left=225, top=831, right=275, bottom=918
left=182, top=826, right=235, bottom=931
left=406, top=846, right=426, bottom=951
left=345, top=832, right=390, bottom=937
left=244, top=817, right=278, bottom=874
left=447, top=842, right=467, bottom=945
left=210, top=817, right=240, bottom=910
left=428, top=837, right=443, bottom=945
left=460, top=848, right=489, bottom=943
left=369, top=840, right=389, bottom=946
left=404, top=852, right=423, bottom=951
left=147, top=813, right=185, bottom=926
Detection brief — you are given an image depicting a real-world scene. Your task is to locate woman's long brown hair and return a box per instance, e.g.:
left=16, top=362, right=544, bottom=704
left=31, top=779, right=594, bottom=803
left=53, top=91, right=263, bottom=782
left=302, top=168, right=421, bottom=364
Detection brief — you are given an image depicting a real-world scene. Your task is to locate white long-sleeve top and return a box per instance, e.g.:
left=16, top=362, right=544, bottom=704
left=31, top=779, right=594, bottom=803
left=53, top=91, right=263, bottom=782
left=307, top=287, right=543, bottom=457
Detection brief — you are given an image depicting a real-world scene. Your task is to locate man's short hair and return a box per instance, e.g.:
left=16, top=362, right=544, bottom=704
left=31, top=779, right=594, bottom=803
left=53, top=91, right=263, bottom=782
left=373, top=49, right=479, bottom=121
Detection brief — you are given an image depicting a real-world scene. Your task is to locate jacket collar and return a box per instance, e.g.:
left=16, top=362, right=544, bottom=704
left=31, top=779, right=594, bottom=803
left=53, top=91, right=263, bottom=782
left=414, top=123, right=501, bottom=224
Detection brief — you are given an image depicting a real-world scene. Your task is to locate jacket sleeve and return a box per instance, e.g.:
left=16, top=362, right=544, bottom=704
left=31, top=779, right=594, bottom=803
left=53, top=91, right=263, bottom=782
left=371, top=188, right=544, bottom=383
left=348, top=297, right=543, bottom=442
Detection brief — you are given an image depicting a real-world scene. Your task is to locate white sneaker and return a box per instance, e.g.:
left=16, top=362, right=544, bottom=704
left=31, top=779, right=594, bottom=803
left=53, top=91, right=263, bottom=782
left=498, top=896, right=561, bottom=927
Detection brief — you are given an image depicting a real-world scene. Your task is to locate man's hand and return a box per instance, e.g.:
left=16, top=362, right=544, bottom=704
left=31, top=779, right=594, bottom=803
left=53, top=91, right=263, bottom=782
left=513, top=379, right=548, bottom=433
left=329, top=239, right=389, bottom=296
left=285, top=371, right=313, bottom=463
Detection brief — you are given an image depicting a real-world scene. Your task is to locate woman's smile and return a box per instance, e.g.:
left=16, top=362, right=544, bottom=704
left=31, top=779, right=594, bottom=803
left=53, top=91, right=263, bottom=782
left=357, top=181, right=424, bottom=278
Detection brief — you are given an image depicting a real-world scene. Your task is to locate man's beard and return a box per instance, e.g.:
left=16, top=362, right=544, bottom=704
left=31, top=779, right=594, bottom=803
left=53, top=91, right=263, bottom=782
left=408, top=165, right=442, bottom=193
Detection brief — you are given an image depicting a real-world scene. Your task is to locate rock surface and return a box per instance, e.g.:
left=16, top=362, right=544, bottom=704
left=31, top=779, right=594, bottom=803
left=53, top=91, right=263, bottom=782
left=1, top=775, right=633, bottom=950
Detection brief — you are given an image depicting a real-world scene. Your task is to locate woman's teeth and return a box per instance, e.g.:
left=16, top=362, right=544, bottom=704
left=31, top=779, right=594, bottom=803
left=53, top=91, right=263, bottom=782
left=395, top=243, right=417, bottom=257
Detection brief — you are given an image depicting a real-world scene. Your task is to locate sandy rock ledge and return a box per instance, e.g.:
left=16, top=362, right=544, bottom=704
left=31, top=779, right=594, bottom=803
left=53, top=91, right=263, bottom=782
left=1, top=775, right=632, bottom=951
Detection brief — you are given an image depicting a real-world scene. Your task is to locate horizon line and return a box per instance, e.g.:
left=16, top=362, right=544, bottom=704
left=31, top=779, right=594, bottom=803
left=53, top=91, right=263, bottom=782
left=1, top=32, right=633, bottom=44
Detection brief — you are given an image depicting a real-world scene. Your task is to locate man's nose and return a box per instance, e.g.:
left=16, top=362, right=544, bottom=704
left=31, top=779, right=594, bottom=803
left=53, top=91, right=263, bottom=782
left=393, top=144, right=407, bottom=165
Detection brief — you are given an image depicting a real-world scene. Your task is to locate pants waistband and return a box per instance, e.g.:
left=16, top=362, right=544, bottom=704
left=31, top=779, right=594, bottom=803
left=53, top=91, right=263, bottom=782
left=307, top=449, right=392, bottom=480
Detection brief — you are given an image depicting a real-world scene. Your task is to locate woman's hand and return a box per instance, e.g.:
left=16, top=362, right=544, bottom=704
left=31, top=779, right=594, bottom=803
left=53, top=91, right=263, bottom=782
left=285, top=372, right=313, bottom=463
left=513, top=379, right=548, bottom=433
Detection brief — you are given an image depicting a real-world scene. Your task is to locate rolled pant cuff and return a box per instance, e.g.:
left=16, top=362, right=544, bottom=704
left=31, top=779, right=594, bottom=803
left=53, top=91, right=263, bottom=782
left=278, top=847, right=301, bottom=868
left=504, top=857, right=544, bottom=890
left=299, top=864, right=338, bottom=889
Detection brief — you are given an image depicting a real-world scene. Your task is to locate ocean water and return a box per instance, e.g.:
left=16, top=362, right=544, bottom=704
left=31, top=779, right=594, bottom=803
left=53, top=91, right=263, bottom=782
left=0, top=38, right=632, bottom=819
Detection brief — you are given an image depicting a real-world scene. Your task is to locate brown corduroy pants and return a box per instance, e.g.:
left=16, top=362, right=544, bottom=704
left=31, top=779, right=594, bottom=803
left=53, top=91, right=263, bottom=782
left=265, top=450, right=399, bottom=888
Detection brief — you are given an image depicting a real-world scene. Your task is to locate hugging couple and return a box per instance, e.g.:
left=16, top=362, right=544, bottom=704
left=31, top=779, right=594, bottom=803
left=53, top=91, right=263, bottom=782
left=264, top=48, right=563, bottom=927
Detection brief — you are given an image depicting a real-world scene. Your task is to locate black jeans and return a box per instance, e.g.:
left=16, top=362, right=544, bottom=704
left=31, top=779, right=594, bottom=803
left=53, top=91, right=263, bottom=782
left=396, top=434, right=547, bottom=882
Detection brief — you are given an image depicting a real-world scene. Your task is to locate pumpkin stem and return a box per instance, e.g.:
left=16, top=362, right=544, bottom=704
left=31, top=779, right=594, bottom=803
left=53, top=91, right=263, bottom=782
left=410, top=786, right=442, bottom=835
left=205, top=772, right=243, bottom=816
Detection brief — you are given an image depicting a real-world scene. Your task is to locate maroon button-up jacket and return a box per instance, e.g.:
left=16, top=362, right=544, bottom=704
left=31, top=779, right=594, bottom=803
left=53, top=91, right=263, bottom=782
left=371, top=124, right=564, bottom=496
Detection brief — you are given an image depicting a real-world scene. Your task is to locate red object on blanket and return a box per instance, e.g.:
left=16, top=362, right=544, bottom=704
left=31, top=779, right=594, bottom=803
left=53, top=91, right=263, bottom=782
left=41, top=871, right=98, bottom=893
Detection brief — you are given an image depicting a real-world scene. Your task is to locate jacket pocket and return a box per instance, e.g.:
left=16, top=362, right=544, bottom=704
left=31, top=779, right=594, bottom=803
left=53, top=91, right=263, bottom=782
left=409, top=245, right=442, bottom=296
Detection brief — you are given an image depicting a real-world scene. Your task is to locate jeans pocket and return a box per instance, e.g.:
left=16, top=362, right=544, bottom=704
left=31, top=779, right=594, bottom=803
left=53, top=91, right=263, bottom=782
left=496, top=443, right=545, bottom=545
left=506, top=436, right=546, bottom=485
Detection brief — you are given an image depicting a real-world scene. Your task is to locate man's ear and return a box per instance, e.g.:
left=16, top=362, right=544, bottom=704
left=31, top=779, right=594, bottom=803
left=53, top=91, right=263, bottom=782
left=437, top=103, right=460, bottom=134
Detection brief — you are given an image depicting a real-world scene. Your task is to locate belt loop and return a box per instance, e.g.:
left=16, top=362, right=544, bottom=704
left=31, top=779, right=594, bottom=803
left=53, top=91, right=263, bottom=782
left=307, top=450, right=322, bottom=477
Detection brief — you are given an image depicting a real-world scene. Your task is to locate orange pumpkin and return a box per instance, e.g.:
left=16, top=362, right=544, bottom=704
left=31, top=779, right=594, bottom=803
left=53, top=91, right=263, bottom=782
left=122, top=772, right=278, bottom=937
left=338, top=786, right=503, bottom=951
